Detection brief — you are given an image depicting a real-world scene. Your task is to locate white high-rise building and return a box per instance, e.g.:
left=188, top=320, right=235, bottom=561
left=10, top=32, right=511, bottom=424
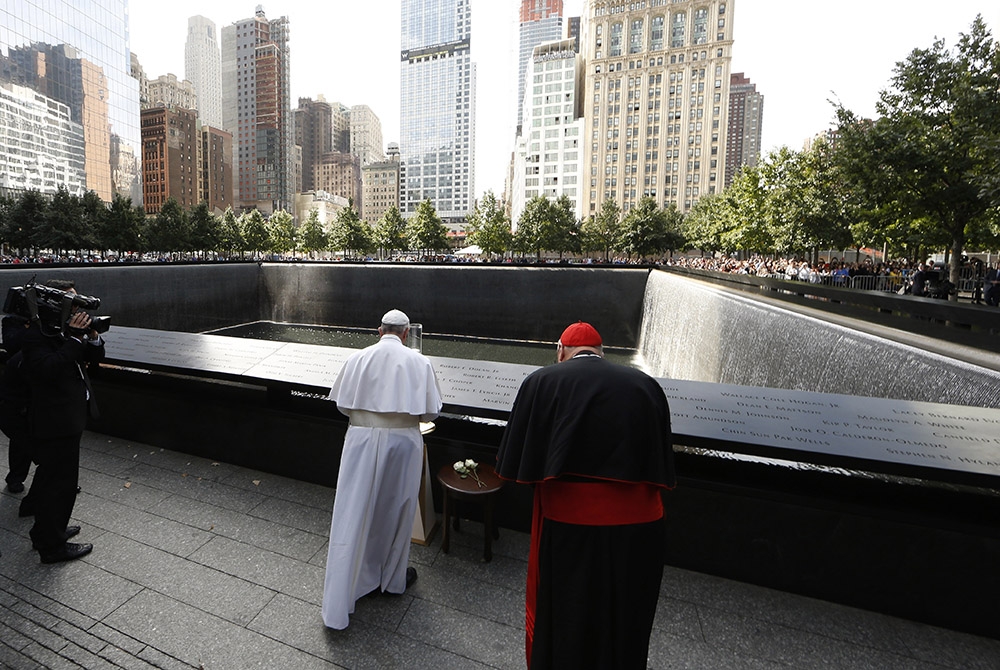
left=185, top=15, right=223, bottom=128
left=350, top=105, right=385, bottom=167
left=517, top=0, right=563, bottom=133
left=400, top=0, right=476, bottom=228
left=512, top=38, right=583, bottom=225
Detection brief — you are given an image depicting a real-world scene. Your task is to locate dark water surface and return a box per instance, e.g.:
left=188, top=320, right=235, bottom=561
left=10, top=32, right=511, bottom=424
left=208, top=321, right=642, bottom=369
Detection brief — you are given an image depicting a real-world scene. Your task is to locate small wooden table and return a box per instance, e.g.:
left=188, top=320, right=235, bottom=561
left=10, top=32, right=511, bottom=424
left=437, top=463, right=504, bottom=562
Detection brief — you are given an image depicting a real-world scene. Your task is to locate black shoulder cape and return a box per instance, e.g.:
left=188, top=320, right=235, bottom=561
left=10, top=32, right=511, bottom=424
left=496, top=356, right=675, bottom=487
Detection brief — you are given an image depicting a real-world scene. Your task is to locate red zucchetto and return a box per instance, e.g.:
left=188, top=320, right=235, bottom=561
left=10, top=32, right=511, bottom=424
left=559, top=322, right=602, bottom=347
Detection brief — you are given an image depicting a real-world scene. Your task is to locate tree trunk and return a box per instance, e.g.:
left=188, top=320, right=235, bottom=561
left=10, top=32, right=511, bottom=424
left=949, top=235, right=964, bottom=302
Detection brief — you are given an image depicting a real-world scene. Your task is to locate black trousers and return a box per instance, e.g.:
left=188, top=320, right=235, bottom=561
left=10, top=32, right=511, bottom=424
left=28, top=433, right=80, bottom=552
left=1, top=405, right=31, bottom=486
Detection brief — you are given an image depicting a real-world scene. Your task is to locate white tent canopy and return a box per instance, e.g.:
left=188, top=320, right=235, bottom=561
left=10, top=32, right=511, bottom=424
left=453, top=245, right=483, bottom=256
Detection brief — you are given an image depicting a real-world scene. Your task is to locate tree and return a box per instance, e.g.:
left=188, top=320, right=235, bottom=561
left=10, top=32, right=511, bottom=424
left=99, top=194, right=144, bottom=255
left=79, top=190, right=106, bottom=252
left=217, top=207, right=244, bottom=258
left=298, top=209, right=329, bottom=256
left=581, top=198, right=622, bottom=262
left=372, top=205, right=408, bottom=258
left=240, top=209, right=270, bottom=258
left=4, top=190, right=46, bottom=255
left=465, top=191, right=511, bottom=258
left=514, top=196, right=551, bottom=260
left=33, top=185, right=84, bottom=255
left=406, top=199, right=450, bottom=253
left=189, top=202, right=221, bottom=255
left=620, top=197, right=671, bottom=260
left=835, top=16, right=1000, bottom=290
left=331, top=202, right=374, bottom=257
left=549, top=195, right=580, bottom=259
left=145, top=198, right=192, bottom=254
left=267, top=209, right=296, bottom=255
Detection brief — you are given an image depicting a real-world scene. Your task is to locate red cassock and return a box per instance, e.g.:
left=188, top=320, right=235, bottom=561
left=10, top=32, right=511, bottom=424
left=496, top=354, right=676, bottom=670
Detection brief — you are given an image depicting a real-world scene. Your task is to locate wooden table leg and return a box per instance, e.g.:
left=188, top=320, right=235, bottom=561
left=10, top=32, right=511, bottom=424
left=483, top=495, right=494, bottom=563
left=442, top=491, right=451, bottom=554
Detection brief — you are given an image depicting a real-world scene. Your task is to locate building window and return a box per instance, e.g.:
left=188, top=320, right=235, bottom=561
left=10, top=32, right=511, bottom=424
left=693, top=8, right=708, bottom=45
left=650, top=15, right=664, bottom=51
left=671, top=12, right=686, bottom=48
left=610, top=22, right=623, bottom=57
left=629, top=19, right=643, bottom=54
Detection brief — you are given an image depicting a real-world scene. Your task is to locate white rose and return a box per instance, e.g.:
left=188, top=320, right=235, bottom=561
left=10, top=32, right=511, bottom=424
left=465, top=459, right=477, bottom=469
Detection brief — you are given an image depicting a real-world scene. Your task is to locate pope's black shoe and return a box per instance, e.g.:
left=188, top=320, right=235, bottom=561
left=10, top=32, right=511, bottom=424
left=405, top=567, right=418, bottom=588
left=32, top=526, right=80, bottom=549
left=39, top=542, right=92, bottom=564
left=6, top=481, right=25, bottom=493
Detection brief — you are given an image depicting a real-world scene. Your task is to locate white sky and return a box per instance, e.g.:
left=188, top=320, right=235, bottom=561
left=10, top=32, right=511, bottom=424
left=128, top=1, right=1000, bottom=198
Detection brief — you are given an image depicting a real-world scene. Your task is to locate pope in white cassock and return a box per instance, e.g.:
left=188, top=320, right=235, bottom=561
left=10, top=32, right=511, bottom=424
left=322, top=309, right=443, bottom=630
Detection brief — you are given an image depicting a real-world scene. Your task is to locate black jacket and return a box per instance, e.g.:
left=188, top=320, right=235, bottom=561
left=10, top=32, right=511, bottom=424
left=21, top=322, right=105, bottom=439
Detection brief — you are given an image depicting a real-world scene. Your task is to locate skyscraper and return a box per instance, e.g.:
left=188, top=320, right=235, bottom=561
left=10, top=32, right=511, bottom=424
left=221, top=7, right=293, bottom=215
left=400, top=0, right=476, bottom=228
left=582, top=0, right=734, bottom=215
left=517, top=1, right=564, bottom=133
left=295, top=96, right=333, bottom=193
left=145, top=73, right=198, bottom=111
left=350, top=105, right=385, bottom=167
left=185, top=15, right=223, bottom=128
left=512, top=38, right=584, bottom=225
left=0, top=0, right=141, bottom=203
left=725, top=72, right=763, bottom=188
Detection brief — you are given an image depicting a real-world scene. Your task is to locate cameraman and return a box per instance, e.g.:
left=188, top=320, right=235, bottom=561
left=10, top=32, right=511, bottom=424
left=21, top=279, right=104, bottom=564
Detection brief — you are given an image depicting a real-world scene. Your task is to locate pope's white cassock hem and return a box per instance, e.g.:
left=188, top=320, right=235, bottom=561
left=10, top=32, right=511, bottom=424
left=321, top=424, right=423, bottom=629
left=321, top=334, right=442, bottom=630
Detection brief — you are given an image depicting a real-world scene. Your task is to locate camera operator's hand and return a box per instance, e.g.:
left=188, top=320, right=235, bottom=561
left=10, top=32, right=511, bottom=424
left=66, top=311, right=93, bottom=340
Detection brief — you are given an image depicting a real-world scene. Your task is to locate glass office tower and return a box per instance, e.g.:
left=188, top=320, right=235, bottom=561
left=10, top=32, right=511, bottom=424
left=0, top=0, right=142, bottom=204
left=400, top=0, right=476, bottom=227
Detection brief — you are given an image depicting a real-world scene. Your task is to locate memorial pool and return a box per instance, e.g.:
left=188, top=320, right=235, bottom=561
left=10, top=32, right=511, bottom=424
left=208, top=321, right=643, bottom=368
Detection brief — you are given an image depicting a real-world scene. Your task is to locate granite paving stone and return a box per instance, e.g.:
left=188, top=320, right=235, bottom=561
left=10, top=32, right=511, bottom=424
left=397, top=597, right=524, bottom=669
left=103, top=589, right=341, bottom=670
left=247, top=494, right=333, bottom=535
left=76, top=467, right=174, bottom=511
left=84, top=531, right=277, bottom=626
left=2, top=430, right=996, bottom=670
left=153, top=492, right=328, bottom=561
left=70, top=492, right=214, bottom=557
left=248, top=593, right=490, bottom=670
left=117, top=461, right=267, bottom=513
left=405, top=561, right=523, bottom=628
left=0, top=641, right=44, bottom=670
left=186, top=534, right=325, bottom=606
left=220, top=466, right=336, bottom=511
left=431, top=539, right=528, bottom=592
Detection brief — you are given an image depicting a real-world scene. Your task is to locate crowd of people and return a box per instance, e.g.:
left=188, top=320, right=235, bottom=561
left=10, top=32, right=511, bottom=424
left=664, top=254, right=921, bottom=284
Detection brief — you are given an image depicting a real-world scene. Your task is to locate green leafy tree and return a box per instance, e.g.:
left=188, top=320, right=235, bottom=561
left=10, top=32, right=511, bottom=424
left=4, top=190, right=46, bottom=254
left=620, top=197, right=671, bottom=260
left=331, top=202, right=374, bottom=256
left=79, top=190, right=106, bottom=252
left=98, top=194, right=144, bottom=255
left=406, top=199, right=450, bottom=253
left=217, top=207, right=244, bottom=258
left=549, top=195, right=580, bottom=259
left=514, top=196, right=551, bottom=260
left=267, top=209, right=296, bottom=255
left=33, top=185, right=84, bottom=255
left=189, top=202, right=221, bottom=255
left=465, top=191, right=511, bottom=258
left=145, top=198, right=192, bottom=254
left=298, top=209, right=329, bottom=256
left=240, top=209, right=270, bottom=258
left=835, top=16, right=1000, bottom=289
left=372, top=205, right=408, bottom=258
left=581, top=198, right=622, bottom=262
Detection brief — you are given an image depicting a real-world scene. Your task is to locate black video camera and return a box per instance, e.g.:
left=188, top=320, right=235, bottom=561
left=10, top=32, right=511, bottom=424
left=3, top=281, right=111, bottom=338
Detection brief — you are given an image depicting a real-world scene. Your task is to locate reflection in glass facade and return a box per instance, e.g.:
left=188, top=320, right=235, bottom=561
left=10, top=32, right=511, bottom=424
left=400, top=0, right=476, bottom=227
left=0, top=0, right=141, bottom=204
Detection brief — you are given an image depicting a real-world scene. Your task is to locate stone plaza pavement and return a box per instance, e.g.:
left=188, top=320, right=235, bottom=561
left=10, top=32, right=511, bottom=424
left=0, top=432, right=998, bottom=670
